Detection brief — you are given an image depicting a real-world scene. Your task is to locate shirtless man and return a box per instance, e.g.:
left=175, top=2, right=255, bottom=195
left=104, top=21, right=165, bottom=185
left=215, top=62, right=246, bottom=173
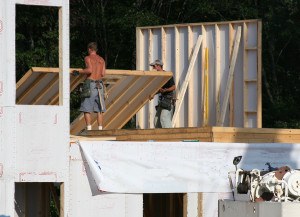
left=73, top=42, right=106, bottom=130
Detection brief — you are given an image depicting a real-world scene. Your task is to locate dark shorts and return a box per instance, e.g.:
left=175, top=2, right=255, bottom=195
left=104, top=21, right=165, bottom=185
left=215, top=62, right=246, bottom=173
left=79, top=80, right=106, bottom=113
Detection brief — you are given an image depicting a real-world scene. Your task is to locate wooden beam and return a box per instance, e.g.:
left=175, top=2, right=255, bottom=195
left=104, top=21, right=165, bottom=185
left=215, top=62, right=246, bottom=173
left=257, top=21, right=262, bottom=128
left=136, top=19, right=262, bottom=30
left=136, top=28, right=144, bottom=71
left=200, top=26, right=207, bottom=126
left=102, top=76, right=142, bottom=127
left=60, top=183, right=64, bottom=217
left=70, top=75, right=85, bottom=92
left=69, top=71, right=172, bottom=134
left=183, top=193, right=187, bottom=217
left=203, top=47, right=209, bottom=126
left=216, top=26, right=241, bottom=126
left=16, top=68, right=33, bottom=90
left=30, top=75, right=58, bottom=105
left=17, top=73, right=48, bottom=104
left=148, top=29, right=154, bottom=128
left=243, top=23, right=249, bottom=127
left=136, top=28, right=149, bottom=128
left=229, top=23, right=235, bottom=127
left=172, top=35, right=203, bottom=127
left=104, top=76, right=168, bottom=130
left=215, top=24, right=221, bottom=127
left=30, top=67, right=172, bottom=77
left=198, top=193, right=203, bottom=217
left=105, top=77, right=157, bottom=129
left=161, top=27, right=167, bottom=66
left=174, top=26, right=180, bottom=127
left=187, top=26, right=194, bottom=127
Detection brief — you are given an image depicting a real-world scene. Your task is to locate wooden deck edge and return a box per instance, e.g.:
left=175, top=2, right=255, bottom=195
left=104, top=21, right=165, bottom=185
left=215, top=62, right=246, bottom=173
left=77, top=127, right=300, bottom=143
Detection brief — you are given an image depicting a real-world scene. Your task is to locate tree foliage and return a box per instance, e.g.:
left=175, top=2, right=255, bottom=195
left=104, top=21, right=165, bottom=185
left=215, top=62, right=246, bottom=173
left=16, top=5, right=59, bottom=81
left=16, top=0, right=300, bottom=128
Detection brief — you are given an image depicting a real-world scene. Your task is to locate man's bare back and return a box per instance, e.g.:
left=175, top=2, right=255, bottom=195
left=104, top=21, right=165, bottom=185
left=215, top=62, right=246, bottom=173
left=73, top=42, right=106, bottom=130
left=85, top=53, right=105, bottom=80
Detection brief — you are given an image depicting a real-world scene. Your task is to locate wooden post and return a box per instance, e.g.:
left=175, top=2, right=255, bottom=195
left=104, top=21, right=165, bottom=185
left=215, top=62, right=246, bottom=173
left=187, top=26, right=194, bottom=127
left=257, top=21, right=262, bottom=128
left=172, top=35, right=203, bottom=127
left=174, top=26, right=180, bottom=127
left=216, top=26, right=241, bottom=126
left=148, top=29, right=154, bottom=128
left=215, top=24, right=221, bottom=127
left=203, top=47, right=209, bottom=126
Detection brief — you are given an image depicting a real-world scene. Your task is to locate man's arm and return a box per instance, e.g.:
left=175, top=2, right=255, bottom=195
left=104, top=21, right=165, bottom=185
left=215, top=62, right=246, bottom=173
left=71, top=56, right=93, bottom=76
left=80, top=56, right=93, bottom=74
left=159, top=84, right=176, bottom=93
left=101, top=59, right=106, bottom=77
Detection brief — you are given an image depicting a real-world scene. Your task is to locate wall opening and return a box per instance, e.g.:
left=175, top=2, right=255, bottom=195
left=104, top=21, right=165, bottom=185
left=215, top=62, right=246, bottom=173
left=143, top=193, right=183, bottom=217
left=15, top=182, right=62, bottom=217
left=15, top=5, right=60, bottom=105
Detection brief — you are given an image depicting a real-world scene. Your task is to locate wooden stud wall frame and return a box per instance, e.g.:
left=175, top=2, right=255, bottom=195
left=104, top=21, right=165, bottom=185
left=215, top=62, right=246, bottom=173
left=15, top=67, right=172, bottom=134
left=136, top=20, right=262, bottom=129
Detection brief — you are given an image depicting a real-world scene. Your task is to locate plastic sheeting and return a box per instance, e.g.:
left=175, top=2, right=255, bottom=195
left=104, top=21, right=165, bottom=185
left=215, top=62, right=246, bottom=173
left=79, top=141, right=300, bottom=194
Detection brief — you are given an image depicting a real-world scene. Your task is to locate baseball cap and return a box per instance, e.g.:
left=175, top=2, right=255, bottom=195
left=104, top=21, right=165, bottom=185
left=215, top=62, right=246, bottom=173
left=149, top=59, right=163, bottom=66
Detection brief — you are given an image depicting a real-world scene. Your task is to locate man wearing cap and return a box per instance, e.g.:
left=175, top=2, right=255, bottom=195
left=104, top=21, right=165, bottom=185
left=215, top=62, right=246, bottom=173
left=149, top=59, right=176, bottom=128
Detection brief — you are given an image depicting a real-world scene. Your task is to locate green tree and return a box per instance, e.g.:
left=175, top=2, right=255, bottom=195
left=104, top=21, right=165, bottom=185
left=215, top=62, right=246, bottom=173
left=16, top=5, right=59, bottom=81
left=16, top=0, right=300, bottom=127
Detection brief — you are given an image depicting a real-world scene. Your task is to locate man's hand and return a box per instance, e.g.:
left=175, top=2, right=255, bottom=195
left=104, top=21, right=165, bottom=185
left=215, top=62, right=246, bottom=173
left=72, top=70, right=80, bottom=76
left=159, top=88, right=167, bottom=93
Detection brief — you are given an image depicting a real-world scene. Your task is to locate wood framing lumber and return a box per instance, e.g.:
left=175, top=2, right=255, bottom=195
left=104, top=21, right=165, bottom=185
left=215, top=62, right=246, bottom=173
left=173, top=27, right=180, bottom=127
left=136, top=20, right=262, bottom=129
left=29, top=75, right=58, bottom=104
left=172, top=35, right=203, bottom=127
left=216, top=26, right=241, bottom=126
left=215, top=24, right=221, bottom=126
left=203, top=47, right=209, bottom=126
left=243, top=22, right=249, bottom=127
left=137, top=19, right=261, bottom=30
left=70, top=71, right=172, bottom=134
left=187, top=26, right=194, bottom=127
left=16, top=67, right=172, bottom=133
left=257, top=21, right=262, bottom=128
left=148, top=29, right=154, bottom=128
left=17, top=73, right=48, bottom=104
left=80, top=126, right=300, bottom=143
left=229, top=23, right=235, bottom=127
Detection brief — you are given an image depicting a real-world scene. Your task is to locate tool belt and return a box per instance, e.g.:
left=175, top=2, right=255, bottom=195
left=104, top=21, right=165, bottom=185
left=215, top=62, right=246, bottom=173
left=80, top=79, right=91, bottom=98
left=80, top=79, right=108, bottom=99
left=158, top=95, right=174, bottom=111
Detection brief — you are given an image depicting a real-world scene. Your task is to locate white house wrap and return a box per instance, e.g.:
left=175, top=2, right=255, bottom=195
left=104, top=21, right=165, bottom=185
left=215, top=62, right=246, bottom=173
left=79, top=141, right=300, bottom=194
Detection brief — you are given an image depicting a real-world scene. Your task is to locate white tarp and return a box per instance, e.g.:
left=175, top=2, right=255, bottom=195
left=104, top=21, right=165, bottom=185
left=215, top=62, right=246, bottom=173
left=79, top=141, right=300, bottom=194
